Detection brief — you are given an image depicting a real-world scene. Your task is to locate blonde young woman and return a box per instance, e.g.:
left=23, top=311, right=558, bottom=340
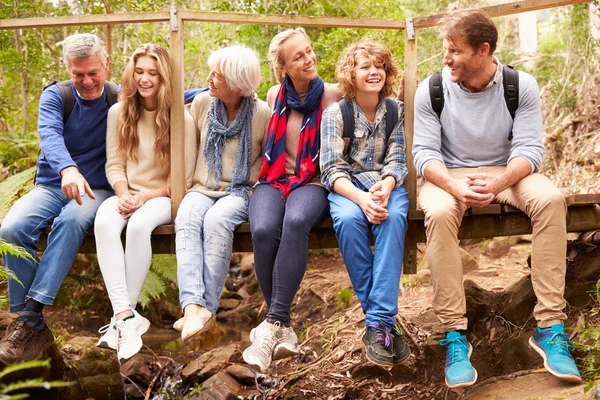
left=172, top=45, right=270, bottom=342
left=243, top=28, right=341, bottom=372
left=94, top=44, right=195, bottom=363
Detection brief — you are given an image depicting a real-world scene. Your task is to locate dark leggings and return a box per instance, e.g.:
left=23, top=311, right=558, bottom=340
left=248, top=183, right=329, bottom=326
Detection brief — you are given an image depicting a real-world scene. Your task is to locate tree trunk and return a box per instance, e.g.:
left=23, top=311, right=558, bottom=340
left=14, top=29, right=29, bottom=134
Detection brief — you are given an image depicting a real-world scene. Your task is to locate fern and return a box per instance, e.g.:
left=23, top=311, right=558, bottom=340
left=0, top=167, right=35, bottom=220
left=138, top=255, right=178, bottom=309
left=0, top=359, right=73, bottom=399
left=0, top=239, right=36, bottom=288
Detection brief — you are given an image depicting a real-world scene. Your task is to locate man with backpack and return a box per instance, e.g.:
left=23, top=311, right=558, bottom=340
left=0, top=33, right=115, bottom=364
left=413, top=8, right=581, bottom=388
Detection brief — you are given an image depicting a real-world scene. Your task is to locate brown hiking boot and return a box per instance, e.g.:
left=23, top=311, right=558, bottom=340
left=0, top=321, right=54, bottom=365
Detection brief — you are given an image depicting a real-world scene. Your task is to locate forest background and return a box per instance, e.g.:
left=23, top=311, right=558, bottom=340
left=0, top=0, right=599, bottom=389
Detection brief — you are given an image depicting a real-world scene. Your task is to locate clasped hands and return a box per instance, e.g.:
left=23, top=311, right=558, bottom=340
left=454, top=173, right=502, bottom=208
left=359, top=178, right=396, bottom=224
left=117, top=192, right=145, bottom=219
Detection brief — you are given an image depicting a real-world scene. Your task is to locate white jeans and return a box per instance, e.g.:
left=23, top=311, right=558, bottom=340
left=95, top=195, right=172, bottom=315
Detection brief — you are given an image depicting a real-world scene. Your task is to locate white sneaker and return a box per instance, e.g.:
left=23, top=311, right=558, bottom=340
left=181, top=307, right=213, bottom=342
left=116, top=310, right=151, bottom=363
left=96, top=317, right=117, bottom=350
left=249, top=320, right=268, bottom=343
left=243, top=321, right=279, bottom=372
left=273, top=325, right=299, bottom=360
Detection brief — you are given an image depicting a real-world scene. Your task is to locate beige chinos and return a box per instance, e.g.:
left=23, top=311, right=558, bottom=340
left=419, top=166, right=567, bottom=332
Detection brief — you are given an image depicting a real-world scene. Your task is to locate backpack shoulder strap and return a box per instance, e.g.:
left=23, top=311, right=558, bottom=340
left=502, top=65, right=519, bottom=141
left=338, top=99, right=354, bottom=155
left=429, top=70, right=444, bottom=119
left=384, top=98, right=399, bottom=140
left=104, top=81, right=119, bottom=107
left=46, top=80, right=75, bottom=124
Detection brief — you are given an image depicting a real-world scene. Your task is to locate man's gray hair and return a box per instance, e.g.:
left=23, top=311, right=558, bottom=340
left=61, top=33, right=108, bottom=69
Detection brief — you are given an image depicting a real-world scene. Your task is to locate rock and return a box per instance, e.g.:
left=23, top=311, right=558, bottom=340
left=124, top=383, right=146, bottom=400
left=237, top=287, right=250, bottom=300
left=469, top=269, right=499, bottom=277
left=60, top=335, right=119, bottom=377
left=351, top=364, right=391, bottom=382
left=461, top=247, right=479, bottom=274
left=230, top=253, right=242, bottom=265
left=219, top=298, right=241, bottom=311
left=225, top=277, right=243, bottom=292
left=226, top=364, right=256, bottom=386
left=188, top=371, right=242, bottom=400
left=463, top=370, right=592, bottom=399
left=464, top=279, right=498, bottom=327
left=485, top=237, right=513, bottom=259
left=63, top=372, right=124, bottom=400
left=415, top=268, right=432, bottom=286
left=181, top=344, right=242, bottom=384
left=120, top=354, right=155, bottom=387
left=240, top=254, right=255, bottom=277
left=498, top=332, right=540, bottom=374
left=500, top=275, right=535, bottom=326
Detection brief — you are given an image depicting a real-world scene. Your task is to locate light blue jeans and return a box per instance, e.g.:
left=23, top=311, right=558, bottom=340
left=175, top=191, right=248, bottom=314
left=328, top=183, right=409, bottom=330
left=0, top=184, right=113, bottom=312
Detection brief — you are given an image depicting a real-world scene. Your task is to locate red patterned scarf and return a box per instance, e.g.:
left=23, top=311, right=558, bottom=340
left=259, top=77, right=325, bottom=200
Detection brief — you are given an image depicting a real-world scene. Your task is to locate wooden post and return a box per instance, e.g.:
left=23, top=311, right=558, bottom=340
left=105, top=24, right=112, bottom=81
left=403, top=18, right=419, bottom=275
left=170, top=9, right=185, bottom=221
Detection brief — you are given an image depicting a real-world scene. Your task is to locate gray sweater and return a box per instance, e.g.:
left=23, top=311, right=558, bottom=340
left=413, top=61, right=544, bottom=178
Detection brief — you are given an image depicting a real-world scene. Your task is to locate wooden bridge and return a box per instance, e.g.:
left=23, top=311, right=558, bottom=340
left=1, top=0, right=598, bottom=274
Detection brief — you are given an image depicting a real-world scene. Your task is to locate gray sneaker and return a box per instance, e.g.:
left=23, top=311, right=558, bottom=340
left=243, top=321, right=279, bottom=372
left=273, top=325, right=298, bottom=360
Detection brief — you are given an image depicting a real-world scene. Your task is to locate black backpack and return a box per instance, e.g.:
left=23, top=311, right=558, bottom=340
left=338, top=98, right=399, bottom=155
left=44, top=80, right=119, bottom=123
left=429, top=65, right=519, bottom=141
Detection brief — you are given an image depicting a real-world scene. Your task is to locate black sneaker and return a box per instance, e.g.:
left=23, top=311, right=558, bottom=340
left=362, top=322, right=394, bottom=367
left=392, top=323, right=411, bottom=365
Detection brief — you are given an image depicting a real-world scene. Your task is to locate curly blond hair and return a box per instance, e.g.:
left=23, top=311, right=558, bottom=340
left=336, top=40, right=398, bottom=100
left=118, top=43, right=172, bottom=165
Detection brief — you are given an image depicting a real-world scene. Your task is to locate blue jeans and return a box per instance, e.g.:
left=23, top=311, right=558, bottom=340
left=328, top=183, right=409, bottom=330
left=249, top=183, right=330, bottom=326
left=175, top=192, right=248, bottom=314
left=0, top=184, right=113, bottom=312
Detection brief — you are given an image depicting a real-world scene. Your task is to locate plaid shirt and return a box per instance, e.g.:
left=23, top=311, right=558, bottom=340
left=320, top=98, right=407, bottom=192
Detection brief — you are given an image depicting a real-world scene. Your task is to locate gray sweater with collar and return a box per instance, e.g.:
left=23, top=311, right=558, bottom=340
left=412, top=61, right=545, bottom=178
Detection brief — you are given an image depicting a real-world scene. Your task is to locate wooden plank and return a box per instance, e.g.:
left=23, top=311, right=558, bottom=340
left=169, top=13, right=185, bottom=221
left=0, top=12, right=170, bottom=30
left=566, top=193, right=600, bottom=206
left=413, top=0, right=590, bottom=29
left=403, top=22, right=418, bottom=275
left=471, top=204, right=502, bottom=215
left=179, top=11, right=405, bottom=30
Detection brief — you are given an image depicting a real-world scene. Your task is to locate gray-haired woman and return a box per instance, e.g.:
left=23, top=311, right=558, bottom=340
left=173, top=45, right=270, bottom=341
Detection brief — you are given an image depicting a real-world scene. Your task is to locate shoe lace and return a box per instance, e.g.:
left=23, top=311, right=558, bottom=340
left=6, top=323, right=33, bottom=346
left=116, top=321, right=132, bottom=351
left=257, top=323, right=280, bottom=360
left=546, top=332, right=575, bottom=356
left=98, top=323, right=113, bottom=334
left=368, top=322, right=393, bottom=349
left=439, top=336, right=469, bottom=365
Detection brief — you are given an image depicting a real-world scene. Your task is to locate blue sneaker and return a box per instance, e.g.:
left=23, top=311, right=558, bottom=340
left=439, top=331, right=478, bottom=388
left=529, top=324, right=582, bottom=383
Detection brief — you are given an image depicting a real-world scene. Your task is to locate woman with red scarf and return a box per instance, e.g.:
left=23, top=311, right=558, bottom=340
left=243, top=28, right=341, bottom=372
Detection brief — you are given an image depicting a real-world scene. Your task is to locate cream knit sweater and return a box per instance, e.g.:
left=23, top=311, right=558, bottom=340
left=105, top=102, right=196, bottom=194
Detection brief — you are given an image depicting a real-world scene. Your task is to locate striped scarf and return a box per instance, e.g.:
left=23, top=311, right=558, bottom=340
left=259, top=77, right=325, bottom=200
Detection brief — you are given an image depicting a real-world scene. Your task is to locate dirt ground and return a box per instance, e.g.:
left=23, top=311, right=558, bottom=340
left=38, top=237, right=595, bottom=399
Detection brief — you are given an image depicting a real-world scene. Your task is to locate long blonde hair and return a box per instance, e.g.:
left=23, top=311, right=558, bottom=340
left=118, top=43, right=172, bottom=165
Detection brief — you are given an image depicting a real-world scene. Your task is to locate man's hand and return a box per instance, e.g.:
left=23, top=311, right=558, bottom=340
left=450, top=177, right=494, bottom=208
left=60, top=166, right=96, bottom=205
left=357, top=191, right=389, bottom=224
left=466, top=173, right=503, bottom=197
left=369, top=176, right=396, bottom=208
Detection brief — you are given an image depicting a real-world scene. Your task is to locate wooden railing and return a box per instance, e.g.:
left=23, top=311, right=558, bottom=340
left=0, top=0, right=595, bottom=274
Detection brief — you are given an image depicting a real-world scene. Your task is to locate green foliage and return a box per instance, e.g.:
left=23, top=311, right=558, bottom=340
left=335, top=286, right=353, bottom=309
left=138, top=254, right=178, bottom=309
left=575, top=280, right=600, bottom=382
left=0, top=359, right=72, bottom=399
left=0, top=167, right=35, bottom=219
